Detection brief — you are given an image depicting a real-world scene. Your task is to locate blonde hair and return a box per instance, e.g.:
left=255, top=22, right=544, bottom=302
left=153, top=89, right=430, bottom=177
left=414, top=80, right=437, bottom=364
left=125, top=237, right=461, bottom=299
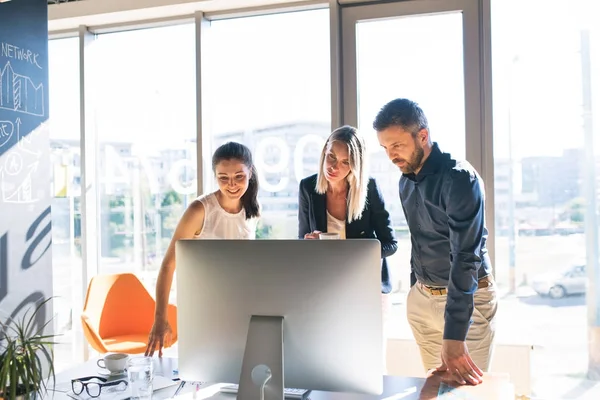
left=316, top=125, right=368, bottom=223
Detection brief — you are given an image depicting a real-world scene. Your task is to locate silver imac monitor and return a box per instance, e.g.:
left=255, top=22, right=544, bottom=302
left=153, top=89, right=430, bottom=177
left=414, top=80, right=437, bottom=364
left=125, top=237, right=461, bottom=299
left=176, top=239, right=383, bottom=399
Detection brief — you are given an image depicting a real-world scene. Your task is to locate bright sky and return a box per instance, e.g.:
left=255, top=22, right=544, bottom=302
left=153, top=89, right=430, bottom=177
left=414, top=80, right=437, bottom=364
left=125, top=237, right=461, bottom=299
left=47, top=0, right=600, bottom=161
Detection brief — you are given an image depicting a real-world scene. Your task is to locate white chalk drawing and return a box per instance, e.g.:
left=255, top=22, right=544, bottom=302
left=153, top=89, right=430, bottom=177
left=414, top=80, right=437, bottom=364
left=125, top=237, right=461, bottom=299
left=1, top=158, right=39, bottom=204
left=15, top=118, right=40, bottom=157
left=3, top=152, right=22, bottom=176
left=0, top=118, right=39, bottom=156
left=0, top=61, right=44, bottom=116
left=0, top=118, right=42, bottom=204
left=0, top=119, right=13, bottom=148
left=1, top=42, right=42, bottom=70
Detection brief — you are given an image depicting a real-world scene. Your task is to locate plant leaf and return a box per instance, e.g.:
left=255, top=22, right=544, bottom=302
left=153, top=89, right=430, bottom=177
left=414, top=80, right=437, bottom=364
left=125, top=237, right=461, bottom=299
left=0, top=297, right=58, bottom=399
left=38, top=343, right=55, bottom=387
left=33, top=352, right=46, bottom=398
left=33, top=310, right=56, bottom=339
left=24, top=298, right=51, bottom=338
left=9, top=352, right=16, bottom=399
left=0, top=341, right=12, bottom=394
left=16, top=355, right=31, bottom=397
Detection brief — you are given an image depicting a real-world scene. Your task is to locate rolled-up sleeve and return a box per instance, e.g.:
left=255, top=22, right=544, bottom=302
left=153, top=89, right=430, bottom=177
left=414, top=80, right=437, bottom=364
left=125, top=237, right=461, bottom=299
left=443, top=169, right=485, bottom=341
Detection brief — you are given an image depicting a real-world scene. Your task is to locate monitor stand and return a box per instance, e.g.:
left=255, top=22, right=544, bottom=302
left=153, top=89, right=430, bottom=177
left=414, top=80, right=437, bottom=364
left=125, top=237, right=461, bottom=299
left=238, top=315, right=284, bottom=400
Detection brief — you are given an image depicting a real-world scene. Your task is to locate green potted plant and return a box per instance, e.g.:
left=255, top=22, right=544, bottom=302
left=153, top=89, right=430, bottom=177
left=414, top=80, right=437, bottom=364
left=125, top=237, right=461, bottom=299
left=0, top=298, right=57, bottom=400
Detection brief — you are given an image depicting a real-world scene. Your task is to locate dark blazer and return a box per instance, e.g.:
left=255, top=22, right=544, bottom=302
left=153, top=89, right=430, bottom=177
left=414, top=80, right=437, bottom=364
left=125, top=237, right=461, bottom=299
left=298, top=174, right=398, bottom=293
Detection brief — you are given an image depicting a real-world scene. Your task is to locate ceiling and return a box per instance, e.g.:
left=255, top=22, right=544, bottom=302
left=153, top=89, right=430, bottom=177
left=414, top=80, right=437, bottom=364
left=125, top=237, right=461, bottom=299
left=47, top=0, right=320, bottom=33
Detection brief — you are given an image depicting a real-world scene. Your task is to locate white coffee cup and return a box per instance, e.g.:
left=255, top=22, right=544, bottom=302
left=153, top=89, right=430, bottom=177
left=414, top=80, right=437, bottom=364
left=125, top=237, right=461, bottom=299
left=97, top=353, right=129, bottom=373
left=319, top=232, right=340, bottom=240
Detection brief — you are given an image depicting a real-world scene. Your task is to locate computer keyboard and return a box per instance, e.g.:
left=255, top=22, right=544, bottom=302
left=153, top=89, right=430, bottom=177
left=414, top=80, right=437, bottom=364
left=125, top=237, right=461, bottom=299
left=219, top=384, right=311, bottom=399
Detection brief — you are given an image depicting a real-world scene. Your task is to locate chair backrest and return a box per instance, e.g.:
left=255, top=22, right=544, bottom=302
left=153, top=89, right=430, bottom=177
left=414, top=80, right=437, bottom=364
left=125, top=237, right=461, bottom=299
left=83, top=273, right=155, bottom=339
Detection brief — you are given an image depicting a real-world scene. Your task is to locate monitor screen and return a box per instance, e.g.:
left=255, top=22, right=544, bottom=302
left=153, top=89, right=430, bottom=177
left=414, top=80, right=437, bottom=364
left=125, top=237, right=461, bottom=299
left=176, top=239, right=383, bottom=395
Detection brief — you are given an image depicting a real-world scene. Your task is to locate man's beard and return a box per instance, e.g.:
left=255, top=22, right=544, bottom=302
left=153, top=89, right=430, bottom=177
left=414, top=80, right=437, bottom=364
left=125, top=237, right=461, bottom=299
left=394, top=144, right=424, bottom=174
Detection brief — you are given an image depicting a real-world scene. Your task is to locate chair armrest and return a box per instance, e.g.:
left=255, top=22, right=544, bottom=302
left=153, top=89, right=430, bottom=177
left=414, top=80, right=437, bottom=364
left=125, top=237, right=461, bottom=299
left=81, top=311, right=109, bottom=353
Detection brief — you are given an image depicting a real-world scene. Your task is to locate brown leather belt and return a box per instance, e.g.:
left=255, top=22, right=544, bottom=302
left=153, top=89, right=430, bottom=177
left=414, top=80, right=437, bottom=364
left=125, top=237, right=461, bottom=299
left=419, top=275, right=493, bottom=296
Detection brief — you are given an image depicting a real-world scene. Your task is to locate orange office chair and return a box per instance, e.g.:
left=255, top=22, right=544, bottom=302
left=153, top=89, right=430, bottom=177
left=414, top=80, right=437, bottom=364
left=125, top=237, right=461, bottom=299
left=81, top=273, right=178, bottom=354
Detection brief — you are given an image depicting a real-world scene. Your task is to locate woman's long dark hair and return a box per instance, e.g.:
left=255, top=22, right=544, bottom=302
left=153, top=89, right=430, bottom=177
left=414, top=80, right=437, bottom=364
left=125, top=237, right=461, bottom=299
left=212, top=142, right=260, bottom=220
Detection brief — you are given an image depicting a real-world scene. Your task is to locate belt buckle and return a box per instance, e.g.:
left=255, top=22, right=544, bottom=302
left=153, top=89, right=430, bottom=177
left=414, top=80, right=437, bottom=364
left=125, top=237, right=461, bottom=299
left=421, top=282, right=445, bottom=296
left=432, top=287, right=446, bottom=296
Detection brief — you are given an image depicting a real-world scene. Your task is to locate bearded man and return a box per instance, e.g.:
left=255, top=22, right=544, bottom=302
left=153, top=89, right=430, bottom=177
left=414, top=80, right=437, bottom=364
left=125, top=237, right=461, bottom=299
left=373, top=98, right=498, bottom=386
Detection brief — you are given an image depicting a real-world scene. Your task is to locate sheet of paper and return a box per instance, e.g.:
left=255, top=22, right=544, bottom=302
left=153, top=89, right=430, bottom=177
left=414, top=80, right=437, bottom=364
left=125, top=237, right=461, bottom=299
left=66, top=375, right=179, bottom=400
left=50, top=381, right=72, bottom=393
left=436, top=373, right=514, bottom=400
left=170, top=383, right=226, bottom=400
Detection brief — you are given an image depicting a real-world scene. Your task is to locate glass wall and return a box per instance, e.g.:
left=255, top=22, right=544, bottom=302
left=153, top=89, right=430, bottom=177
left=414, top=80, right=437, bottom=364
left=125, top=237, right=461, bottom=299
left=353, top=10, right=468, bottom=333
left=48, top=37, right=81, bottom=373
left=93, top=24, right=197, bottom=300
left=203, top=9, right=331, bottom=239
left=491, top=0, right=599, bottom=396
left=46, top=2, right=600, bottom=396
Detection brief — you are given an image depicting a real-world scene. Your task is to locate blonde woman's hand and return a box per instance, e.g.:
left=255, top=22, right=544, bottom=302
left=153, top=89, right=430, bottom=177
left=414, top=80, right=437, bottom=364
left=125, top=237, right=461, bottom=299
left=304, top=231, right=322, bottom=240
left=145, top=318, right=173, bottom=357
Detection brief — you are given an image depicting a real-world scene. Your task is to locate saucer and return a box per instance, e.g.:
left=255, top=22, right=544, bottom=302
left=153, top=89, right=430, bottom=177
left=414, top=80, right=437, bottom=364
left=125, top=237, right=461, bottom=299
left=98, top=368, right=127, bottom=377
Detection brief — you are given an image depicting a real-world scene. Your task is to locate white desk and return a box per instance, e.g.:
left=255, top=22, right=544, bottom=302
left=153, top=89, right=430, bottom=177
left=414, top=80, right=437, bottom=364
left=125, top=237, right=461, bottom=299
left=52, top=357, right=514, bottom=400
left=52, top=357, right=180, bottom=400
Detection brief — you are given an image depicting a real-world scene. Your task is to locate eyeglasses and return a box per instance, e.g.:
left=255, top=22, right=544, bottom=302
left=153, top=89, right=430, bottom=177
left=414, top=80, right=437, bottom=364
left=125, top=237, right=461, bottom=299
left=71, top=376, right=128, bottom=398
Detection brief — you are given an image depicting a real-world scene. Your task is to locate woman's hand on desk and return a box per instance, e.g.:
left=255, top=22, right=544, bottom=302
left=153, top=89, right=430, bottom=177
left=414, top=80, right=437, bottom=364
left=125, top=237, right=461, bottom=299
left=145, top=318, right=173, bottom=357
left=304, top=231, right=321, bottom=240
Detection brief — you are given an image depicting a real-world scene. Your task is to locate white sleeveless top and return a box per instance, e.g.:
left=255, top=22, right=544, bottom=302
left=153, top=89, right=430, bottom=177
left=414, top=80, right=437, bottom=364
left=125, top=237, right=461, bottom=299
left=194, top=192, right=257, bottom=240
left=326, top=211, right=346, bottom=239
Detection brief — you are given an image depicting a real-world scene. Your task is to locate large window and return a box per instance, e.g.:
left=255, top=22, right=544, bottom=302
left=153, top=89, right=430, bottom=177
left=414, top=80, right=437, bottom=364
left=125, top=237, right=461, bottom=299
left=94, top=24, right=197, bottom=299
left=350, top=8, right=469, bottom=331
left=492, top=0, right=599, bottom=396
left=203, top=9, right=331, bottom=239
left=48, top=37, right=81, bottom=373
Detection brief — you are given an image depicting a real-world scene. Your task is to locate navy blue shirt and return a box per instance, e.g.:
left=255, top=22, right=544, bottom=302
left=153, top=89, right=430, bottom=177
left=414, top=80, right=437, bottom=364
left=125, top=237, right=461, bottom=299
left=400, top=143, right=492, bottom=341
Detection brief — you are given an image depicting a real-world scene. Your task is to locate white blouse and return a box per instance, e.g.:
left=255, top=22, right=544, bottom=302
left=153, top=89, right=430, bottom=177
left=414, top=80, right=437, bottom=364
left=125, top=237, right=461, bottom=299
left=326, top=210, right=346, bottom=239
left=193, top=192, right=257, bottom=239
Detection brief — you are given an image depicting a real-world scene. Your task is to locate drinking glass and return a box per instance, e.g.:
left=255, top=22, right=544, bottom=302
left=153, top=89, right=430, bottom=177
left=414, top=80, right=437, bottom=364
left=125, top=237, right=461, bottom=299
left=127, top=356, right=153, bottom=400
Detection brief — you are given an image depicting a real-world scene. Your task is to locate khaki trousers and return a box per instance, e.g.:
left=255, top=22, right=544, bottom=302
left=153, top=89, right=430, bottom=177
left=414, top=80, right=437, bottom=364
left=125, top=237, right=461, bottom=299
left=406, top=280, right=498, bottom=372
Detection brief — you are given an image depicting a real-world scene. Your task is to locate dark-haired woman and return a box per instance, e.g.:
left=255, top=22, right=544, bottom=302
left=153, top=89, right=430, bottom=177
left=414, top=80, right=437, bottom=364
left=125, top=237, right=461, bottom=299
left=145, top=142, right=260, bottom=356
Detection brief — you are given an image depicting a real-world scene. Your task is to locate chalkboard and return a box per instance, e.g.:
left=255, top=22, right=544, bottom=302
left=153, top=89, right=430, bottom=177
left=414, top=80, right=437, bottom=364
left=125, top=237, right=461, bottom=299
left=0, top=0, right=53, bottom=335
left=0, top=0, right=48, bottom=156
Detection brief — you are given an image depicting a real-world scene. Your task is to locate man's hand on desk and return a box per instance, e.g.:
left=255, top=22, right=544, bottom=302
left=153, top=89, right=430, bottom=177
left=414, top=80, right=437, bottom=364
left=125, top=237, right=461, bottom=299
left=145, top=319, right=174, bottom=357
left=435, top=339, right=483, bottom=386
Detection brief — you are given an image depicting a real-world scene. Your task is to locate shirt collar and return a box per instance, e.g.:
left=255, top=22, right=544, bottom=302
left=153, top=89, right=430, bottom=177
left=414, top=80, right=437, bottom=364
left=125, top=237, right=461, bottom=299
left=403, top=142, right=445, bottom=181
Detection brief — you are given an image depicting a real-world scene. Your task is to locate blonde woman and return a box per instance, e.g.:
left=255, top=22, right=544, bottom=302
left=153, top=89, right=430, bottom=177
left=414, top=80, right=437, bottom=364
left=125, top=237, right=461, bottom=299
left=298, top=125, right=398, bottom=366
